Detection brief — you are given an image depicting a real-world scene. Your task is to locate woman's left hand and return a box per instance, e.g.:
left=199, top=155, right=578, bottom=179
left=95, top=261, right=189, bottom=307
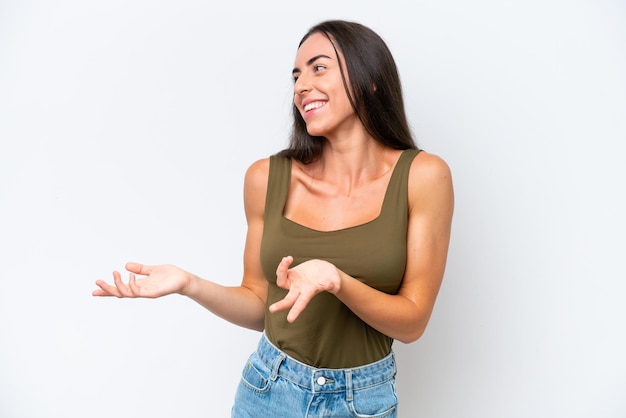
left=268, top=256, right=341, bottom=322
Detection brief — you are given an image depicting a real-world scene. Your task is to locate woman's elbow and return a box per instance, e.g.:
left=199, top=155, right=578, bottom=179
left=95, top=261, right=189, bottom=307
left=396, top=327, right=425, bottom=344
left=395, top=317, right=430, bottom=344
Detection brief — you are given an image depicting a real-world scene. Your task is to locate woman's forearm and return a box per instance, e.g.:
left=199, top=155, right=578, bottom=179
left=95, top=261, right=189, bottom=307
left=181, top=274, right=266, bottom=331
left=334, top=272, right=429, bottom=344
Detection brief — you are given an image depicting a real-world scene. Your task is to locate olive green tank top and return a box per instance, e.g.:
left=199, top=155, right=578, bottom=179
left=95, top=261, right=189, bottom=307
left=260, top=149, right=421, bottom=368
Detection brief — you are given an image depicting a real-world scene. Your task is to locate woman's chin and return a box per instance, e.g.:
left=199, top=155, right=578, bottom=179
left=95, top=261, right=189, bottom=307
left=305, top=125, right=326, bottom=138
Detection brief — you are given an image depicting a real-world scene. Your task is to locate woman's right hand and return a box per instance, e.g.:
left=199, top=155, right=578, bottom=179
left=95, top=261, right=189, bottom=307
left=92, top=262, right=191, bottom=299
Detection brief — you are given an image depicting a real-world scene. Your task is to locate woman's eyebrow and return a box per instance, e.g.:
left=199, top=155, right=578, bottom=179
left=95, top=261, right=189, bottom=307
left=292, top=54, right=332, bottom=76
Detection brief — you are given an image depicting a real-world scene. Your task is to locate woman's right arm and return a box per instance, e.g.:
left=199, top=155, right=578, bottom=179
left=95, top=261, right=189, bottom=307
left=92, top=158, right=270, bottom=332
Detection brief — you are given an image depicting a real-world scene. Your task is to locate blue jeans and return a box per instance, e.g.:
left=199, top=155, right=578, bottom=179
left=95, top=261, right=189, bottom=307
left=232, top=333, right=398, bottom=417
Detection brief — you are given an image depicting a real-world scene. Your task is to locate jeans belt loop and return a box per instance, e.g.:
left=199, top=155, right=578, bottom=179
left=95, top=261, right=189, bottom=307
left=345, top=369, right=353, bottom=401
left=270, top=353, right=286, bottom=381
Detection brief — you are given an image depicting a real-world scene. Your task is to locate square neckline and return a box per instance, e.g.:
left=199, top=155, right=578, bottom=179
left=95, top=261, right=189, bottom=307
left=280, top=149, right=414, bottom=234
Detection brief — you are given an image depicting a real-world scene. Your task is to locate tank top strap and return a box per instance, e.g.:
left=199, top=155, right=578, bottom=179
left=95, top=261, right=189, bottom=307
left=380, top=148, right=421, bottom=216
left=265, top=154, right=292, bottom=220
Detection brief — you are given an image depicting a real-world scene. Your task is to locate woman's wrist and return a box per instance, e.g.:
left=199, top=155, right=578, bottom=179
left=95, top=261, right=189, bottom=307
left=329, top=266, right=345, bottom=295
left=178, top=271, right=197, bottom=297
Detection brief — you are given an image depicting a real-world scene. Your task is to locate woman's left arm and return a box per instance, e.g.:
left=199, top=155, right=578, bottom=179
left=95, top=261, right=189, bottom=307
left=269, top=152, right=454, bottom=343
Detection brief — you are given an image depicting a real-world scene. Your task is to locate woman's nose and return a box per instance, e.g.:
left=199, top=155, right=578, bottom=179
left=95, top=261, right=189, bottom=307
left=294, top=74, right=311, bottom=95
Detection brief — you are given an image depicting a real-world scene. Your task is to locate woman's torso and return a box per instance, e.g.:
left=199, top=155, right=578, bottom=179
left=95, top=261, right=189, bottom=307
left=260, top=148, right=420, bottom=368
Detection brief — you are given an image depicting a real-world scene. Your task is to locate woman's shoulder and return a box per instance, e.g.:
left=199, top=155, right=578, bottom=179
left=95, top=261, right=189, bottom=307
left=408, top=151, right=454, bottom=207
left=245, top=157, right=271, bottom=179
left=410, top=151, right=452, bottom=182
left=245, top=152, right=294, bottom=176
left=243, top=157, right=271, bottom=218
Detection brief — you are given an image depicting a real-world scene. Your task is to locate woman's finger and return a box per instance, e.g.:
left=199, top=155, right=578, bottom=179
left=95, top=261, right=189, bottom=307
left=286, top=291, right=315, bottom=323
left=93, top=279, right=121, bottom=297
left=275, top=256, right=293, bottom=280
left=128, top=273, right=141, bottom=296
left=92, top=282, right=113, bottom=297
left=113, top=270, right=133, bottom=297
left=269, top=288, right=299, bottom=313
left=125, top=262, right=151, bottom=276
left=276, top=256, right=296, bottom=289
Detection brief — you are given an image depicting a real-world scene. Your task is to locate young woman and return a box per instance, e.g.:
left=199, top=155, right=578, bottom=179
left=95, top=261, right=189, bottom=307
left=93, top=20, right=454, bottom=417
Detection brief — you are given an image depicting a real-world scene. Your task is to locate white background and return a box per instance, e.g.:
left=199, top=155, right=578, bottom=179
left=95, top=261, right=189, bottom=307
left=1, top=1, right=625, bottom=417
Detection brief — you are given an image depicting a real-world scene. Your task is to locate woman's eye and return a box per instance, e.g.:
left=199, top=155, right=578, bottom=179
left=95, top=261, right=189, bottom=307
left=314, top=64, right=326, bottom=72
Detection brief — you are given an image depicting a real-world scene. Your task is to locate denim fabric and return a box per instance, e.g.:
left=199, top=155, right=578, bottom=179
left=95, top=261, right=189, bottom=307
left=232, top=333, right=398, bottom=418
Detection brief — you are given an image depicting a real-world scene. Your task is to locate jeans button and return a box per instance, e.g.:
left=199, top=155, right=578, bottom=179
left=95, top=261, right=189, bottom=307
left=317, top=376, right=326, bottom=386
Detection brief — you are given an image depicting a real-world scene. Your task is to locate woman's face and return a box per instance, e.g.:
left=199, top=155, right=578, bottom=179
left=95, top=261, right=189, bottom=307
left=292, top=33, right=360, bottom=139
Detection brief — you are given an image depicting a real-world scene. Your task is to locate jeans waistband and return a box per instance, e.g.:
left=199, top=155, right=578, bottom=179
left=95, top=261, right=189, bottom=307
left=256, top=332, right=396, bottom=394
